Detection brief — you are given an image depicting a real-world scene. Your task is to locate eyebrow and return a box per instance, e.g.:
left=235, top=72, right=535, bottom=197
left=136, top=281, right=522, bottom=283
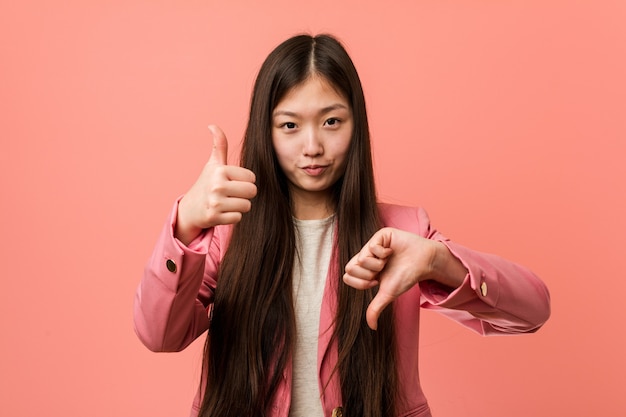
left=273, top=103, right=349, bottom=118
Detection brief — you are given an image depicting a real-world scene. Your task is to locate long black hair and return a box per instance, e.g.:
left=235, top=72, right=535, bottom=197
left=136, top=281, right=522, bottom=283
left=199, top=34, right=398, bottom=417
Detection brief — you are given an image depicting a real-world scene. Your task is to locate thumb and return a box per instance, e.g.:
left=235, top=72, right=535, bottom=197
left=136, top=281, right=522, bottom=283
left=366, top=290, right=395, bottom=331
left=208, top=124, right=228, bottom=165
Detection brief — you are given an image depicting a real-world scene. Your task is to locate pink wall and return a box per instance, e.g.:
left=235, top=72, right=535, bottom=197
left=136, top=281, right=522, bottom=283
left=1, top=1, right=624, bottom=416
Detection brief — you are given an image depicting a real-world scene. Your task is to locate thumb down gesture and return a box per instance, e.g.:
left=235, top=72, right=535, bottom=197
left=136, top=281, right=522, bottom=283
left=343, top=227, right=450, bottom=330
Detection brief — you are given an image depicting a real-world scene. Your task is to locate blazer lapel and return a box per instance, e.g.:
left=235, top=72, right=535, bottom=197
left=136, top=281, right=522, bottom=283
left=317, top=246, right=342, bottom=412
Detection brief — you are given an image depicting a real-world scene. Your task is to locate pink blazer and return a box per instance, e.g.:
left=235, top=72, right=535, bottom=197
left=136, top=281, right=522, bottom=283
left=134, top=202, right=550, bottom=417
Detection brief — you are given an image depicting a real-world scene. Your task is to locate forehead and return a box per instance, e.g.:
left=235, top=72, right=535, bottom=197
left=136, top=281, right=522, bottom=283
left=273, top=76, right=350, bottom=115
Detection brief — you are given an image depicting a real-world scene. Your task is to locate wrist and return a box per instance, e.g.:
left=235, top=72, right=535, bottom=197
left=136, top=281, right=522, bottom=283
left=428, top=241, right=467, bottom=289
left=174, top=200, right=203, bottom=246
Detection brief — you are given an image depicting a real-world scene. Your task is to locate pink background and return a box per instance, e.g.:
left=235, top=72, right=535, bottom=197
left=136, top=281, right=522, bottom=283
left=1, top=1, right=625, bottom=416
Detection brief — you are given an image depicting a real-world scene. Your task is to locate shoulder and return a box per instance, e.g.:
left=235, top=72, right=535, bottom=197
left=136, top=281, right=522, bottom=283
left=376, top=202, right=432, bottom=237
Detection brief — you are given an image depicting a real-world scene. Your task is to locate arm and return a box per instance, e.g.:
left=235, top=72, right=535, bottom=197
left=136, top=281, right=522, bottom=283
left=133, top=200, right=222, bottom=352
left=419, top=239, right=551, bottom=335
left=133, top=125, right=255, bottom=351
left=343, top=205, right=550, bottom=333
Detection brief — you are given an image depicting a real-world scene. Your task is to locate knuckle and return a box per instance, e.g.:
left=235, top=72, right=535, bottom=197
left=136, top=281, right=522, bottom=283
left=207, top=198, right=222, bottom=211
left=211, top=182, right=227, bottom=195
left=213, top=165, right=227, bottom=175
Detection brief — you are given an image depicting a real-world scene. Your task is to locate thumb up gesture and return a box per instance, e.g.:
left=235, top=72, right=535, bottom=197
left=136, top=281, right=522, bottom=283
left=175, top=125, right=257, bottom=245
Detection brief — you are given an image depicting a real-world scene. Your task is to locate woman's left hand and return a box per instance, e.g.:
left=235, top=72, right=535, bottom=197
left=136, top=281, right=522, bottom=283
left=343, top=227, right=463, bottom=330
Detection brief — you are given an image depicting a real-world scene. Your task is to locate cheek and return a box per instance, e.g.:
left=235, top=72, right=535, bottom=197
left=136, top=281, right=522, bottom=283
left=334, top=135, right=352, bottom=162
left=272, top=142, right=294, bottom=170
left=271, top=137, right=285, bottom=160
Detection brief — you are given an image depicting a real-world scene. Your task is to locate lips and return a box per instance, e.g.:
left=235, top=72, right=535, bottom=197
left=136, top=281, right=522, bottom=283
left=302, top=165, right=328, bottom=176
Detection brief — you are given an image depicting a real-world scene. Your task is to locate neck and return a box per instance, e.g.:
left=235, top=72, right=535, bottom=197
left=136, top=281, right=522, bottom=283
left=291, top=189, right=335, bottom=220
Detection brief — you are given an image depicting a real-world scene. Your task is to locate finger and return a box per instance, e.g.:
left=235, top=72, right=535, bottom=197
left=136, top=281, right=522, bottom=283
left=213, top=197, right=253, bottom=215
left=343, top=273, right=379, bottom=290
left=370, top=228, right=392, bottom=250
left=222, top=165, right=257, bottom=184
left=208, top=125, right=228, bottom=165
left=226, top=181, right=257, bottom=200
left=353, top=252, right=387, bottom=273
left=346, top=251, right=377, bottom=274
left=344, top=260, right=381, bottom=281
left=366, top=290, right=396, bottom=331
left=358, top=229, right=393, bottom=261
left=368, top=244, right=393, bottom=261
left=211, top=211, right=244, bottom=226
left=218, top=177, right=257, bottom=199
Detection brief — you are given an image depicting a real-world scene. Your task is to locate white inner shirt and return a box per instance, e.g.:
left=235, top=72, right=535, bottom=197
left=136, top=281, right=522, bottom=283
left=289, top=215, right=335, bottom=417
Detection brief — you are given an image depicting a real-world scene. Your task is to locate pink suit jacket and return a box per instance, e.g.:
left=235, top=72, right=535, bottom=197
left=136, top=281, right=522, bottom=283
left=134, top=202, right=551, bottom=417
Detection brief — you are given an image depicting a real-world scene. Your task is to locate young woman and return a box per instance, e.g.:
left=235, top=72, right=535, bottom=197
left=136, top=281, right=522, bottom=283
left=134, top=34, right=551, bottom=417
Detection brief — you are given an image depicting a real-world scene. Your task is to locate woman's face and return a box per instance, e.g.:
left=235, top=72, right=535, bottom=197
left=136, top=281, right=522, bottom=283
left=271, top=75, right=353, bottom=211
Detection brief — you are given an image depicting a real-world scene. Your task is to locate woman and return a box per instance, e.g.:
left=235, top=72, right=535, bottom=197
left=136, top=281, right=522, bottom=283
left=134, top=34, right=550, bottom=417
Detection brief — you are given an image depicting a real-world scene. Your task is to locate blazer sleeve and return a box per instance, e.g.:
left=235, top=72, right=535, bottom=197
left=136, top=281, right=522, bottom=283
left=418, top=208, right=550, bottom=335
left=382, top=204, right=551, bottom=335
left=133, top=199, right=225, bottom=352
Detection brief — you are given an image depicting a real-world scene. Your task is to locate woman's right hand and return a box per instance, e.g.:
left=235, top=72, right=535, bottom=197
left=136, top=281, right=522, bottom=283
left=175, top=125, right=257, bottom=246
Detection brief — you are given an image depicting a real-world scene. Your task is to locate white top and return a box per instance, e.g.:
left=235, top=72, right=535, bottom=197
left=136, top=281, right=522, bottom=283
left=288, top=215, right=335, bottom=417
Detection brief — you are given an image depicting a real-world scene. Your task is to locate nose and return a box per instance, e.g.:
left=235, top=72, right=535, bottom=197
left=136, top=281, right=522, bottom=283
left=302, top=127, right=323, bottom=157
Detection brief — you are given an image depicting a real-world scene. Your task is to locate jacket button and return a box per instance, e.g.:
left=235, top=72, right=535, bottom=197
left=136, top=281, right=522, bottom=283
left=332, top=407, right=343, bottom=417
left=166, top=259, right=177, bottom=273
left=480, top=281, right=488, bottom=297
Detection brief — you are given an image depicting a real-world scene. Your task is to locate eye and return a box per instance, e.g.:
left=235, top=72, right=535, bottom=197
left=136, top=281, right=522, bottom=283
left=281, top=122, right=296, bottom=129
left=324, top=118, right=340, bottom=127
